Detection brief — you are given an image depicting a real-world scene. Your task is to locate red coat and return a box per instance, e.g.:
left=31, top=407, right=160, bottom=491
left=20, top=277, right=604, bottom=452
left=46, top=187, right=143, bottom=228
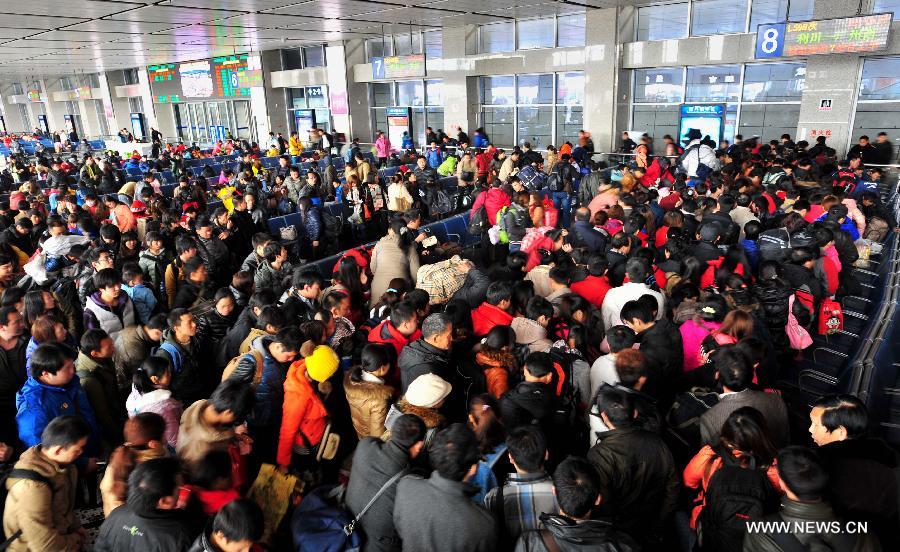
left=471, top=187, right=510, bottom=226
left=471, top=303, right=514, bottom=337
left=475, top=151, right=492, bottom=176
left=523, top=235, right=555, bottom=272
left=571, top=275, right=611, bottom=308
left=640, top=158, right=674, bottom=187
left=368, top=319, right=419, bottom=357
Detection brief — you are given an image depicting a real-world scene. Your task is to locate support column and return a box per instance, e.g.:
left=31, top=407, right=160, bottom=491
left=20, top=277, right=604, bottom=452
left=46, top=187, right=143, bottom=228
left=343, top=39, right=372, bottom=141
left=583, top=8, right=623, bottom=153
left=795, top=0, right=864, bottom=156
left=440, top=25, right=477, bottom=136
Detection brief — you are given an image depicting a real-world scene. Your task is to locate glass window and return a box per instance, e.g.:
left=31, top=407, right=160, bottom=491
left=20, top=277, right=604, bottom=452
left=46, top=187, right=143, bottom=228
left=749, top=0, right=814, bottom=30
left=11, top=83, right=24, bottom=95
left=557, top=13, right=586, bottom=47
left=518, top=106, right=553, bottom=148
left=303, top=46, right=325, bottom=67
left=874, top=0, right=900, bottom=19
left=637, top=3, right=689, bottom=41
left=307, top=85, right=327, bottom=108
left=290, top=88, right=306, bottom=109
left=742, top=62, right=805, bottom=102
left=634, top=67, right=684, bottom=103
left=557, top=72, right=584, bottom=105
left=425, top=80, right=442, bottom=105
left=396, top=81, right=424, bottom=106
left=481, top=107, right=514, bottom=147
left=632, top=105, right=680, bottom=142
left=394, top=33, right=422, bottom=56
left=518, top=17, right=555, bottom=50
left=282, top=49, right=303, bottom=70
left=367, top=37, right=392, bottom=60
left=87, top=74, right=101, bottom=89
left=371, top=82, right=393, bottom=107
left=424, top=30, right=442, bottom=59
left=556, top=106, right=583, bottom=145
left=481, top=76, right=516, bottom=105
left=686, top=65, right=741, bottom=102
left=124, top=69, right=139, bottom=85
left=859, top=56, right=900, bottom=100
left=738, top=104, right=799, bottom=141
left=691, top=0, right=749, bottom=36
left=517, top=74, right=554, bottom=105
left=314, top=108, right=331, bottom=132
left=479, top=22, right=514, bottom=53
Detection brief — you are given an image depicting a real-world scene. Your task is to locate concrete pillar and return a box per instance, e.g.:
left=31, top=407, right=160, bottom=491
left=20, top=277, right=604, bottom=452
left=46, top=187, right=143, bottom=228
left=440, top=25, right=477, bottom=135
left=260, top=50, right=288, bottom=137
left=136, top=68, right=159, bottom=134
left=343, top=39, right=372, bottom=141
left=0, top=86, right=27, bottom=133
left=795, top=0, right=863, bottom=156
left=583, top=8, right=622, bottom=153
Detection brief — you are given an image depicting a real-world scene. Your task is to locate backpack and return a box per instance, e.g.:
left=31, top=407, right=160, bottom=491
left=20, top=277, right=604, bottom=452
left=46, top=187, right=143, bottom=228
left=154, top=342, right=184, bottom=375
left=546, top=347, right=589, bottom=456
left=496, top=205, right=512, bottom=244
left=817, top=299, right=843, bottom=336
left=291, top=468, right=409, bottom=552
left=221, top=349, right=265, bottom=387
left=698, top=446, right=779, bottom=552
left=831, top=169, right=856, bottom=195
left=321, top=209, right=343, bottom=243
left=665, top=388, right=720, bottom=456
left=468, top=206, right=489, bottom=235
left=863, top=216, right=890, bottom=242
left=0, top=468, right=50, bottom=546
left=431, top=190, right=453, bottom=217
left=757, top=228, right=791, bottom=263
left=544, top=172, right=562, bottom=193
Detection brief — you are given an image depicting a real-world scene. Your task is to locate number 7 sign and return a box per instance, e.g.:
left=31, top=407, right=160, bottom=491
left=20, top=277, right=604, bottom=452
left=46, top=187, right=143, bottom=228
left=755, top=23, right=785, bottom=59
left=372, top=57, right=385, bottom=80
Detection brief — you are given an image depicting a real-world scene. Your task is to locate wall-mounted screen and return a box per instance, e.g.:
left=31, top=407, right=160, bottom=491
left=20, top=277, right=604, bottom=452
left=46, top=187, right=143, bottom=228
left=179, top=61, right=214, bottom=98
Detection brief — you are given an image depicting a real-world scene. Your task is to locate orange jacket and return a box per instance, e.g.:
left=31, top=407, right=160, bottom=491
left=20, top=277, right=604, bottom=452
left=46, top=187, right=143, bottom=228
left=683, top=444, right=782, bottom=529
left=277, top=359, right=328, bottom=468
left=475, top=350, right=515, bottom=399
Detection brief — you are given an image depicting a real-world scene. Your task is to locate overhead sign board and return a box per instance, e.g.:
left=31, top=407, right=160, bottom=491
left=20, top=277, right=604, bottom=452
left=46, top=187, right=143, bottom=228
left=756, top=13, right=892, bottom=59
left=371, top=54, right=425, bottom=80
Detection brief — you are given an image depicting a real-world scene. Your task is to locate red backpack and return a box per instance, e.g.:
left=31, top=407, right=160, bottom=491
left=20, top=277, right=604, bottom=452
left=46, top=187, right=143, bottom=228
left=818, top=299, right=844, bottom=335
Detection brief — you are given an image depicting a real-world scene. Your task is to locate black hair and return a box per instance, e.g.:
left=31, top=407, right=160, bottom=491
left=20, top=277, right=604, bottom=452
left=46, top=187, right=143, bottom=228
left=122, top=262, right=144, bottom=283
left=0, top=306, right=18, bottom=328
left=483, top=325, right=515, bottom=351
left=133, top=356, right=171, bottom=394
left=716, top=347, right=753, bottom=392
left=743, top=220, right=762, bottom=241
left=183, top=255, right=205, bottom=278
left=79, top=328, right=110, bottom=356
left=606, top=325, right=636, bottom=353
left=391, top=413, right=428, bottom=450
left=146, top=313, right=167, bottom=331
left=429, top=423, right=481, bottom=482
left=360, top=343, right=391, bottom=374
left=94, top=267, right=121, bottom=290
left=506, top=426, right=547, bottom=473
left=553, top=457, right=601, bottom=519
left=249, top=289, right=277, bottom=310
left=624, top=257, right=649, bottom=283
left=292, top=269, right=323, bottom=290
left=208, top=379, right=255, bottom=423
left=811, top=394, right=869, bottom=439
left=1, top=287, right=26, bottom=308
left=272, top=327, right=302, bottom=353
left=595, top=386, right=635, bottom=428
left=193, top=449, right=234, bottom=489
left=389, top=302, right=417, bottom=328
left=127, top=457, right=181, bottom=515
left=212, top=499, right=265, bottom=544
left=777, top=446, right=828, bottom=501
left=257, top=305, right=286, bottom=331
left=524, top=352, right=553, bottom=378
left=404, top=289, right=430, bottom=312
left=31, top=342, right=75, bottom=379
left=167, top=308, right=191, bottom=329
left=485, top=281, right=512, bottom=306
left=620, top=299, right=654, bottom=325
left=175, top=235, right=197, bottom=256
left=525, top=296, right=553, bottom=322
left=40, top=414, right=91, bottom=449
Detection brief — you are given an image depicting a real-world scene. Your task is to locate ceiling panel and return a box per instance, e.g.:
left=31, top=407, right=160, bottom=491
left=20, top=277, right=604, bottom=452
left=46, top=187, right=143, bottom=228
left=344, top=4, right=460, bottom=24
left=62, top=19, right=179, bottom=34
left=2, top=1, right=143, bottom=19
left=23, top=30, right=135, bottom=42
left=0, top=14, right=88, bottom=29
left=429, top=13, right=511, bottom=25
left=168, top=0, right=304, bottom=9
left=266, top=0, right=408, bottom=18
left=106, top=5, right=246, bottom=24
left=0, top=29, right=51, bottom=41
left=212, top=13, right=317, bottom=29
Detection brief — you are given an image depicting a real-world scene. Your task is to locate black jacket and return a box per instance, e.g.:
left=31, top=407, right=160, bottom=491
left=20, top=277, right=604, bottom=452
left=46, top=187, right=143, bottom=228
left=636, top=320, right=683, bottom=407
left=819, top=437, right=900, bottom=549
left=569, top=221, right=607, bottom=253
left=449, top=268, right=491, bottom=309
left=500, top=381, right=555, bottom=430
left=702, top=211, right=739, bottom=245
left=691, top=240, right=723, bottom=265
left=95, top=504, right=201, bottom=552
left=606, top=251, right=627, bottom=287
left=398, top=339, right=450, bottom=393
left=782, top=263, right=824, bottom=303
left=344, top=438, right=413, bottom=552
left=587, top=425, right=679, bottom=545
left=281, top=293, right=319, bottom=326
left=0, top=338, right=27, bottom=445
left=515, top=514, right=639, bottom=552
left=220, top=307, right=256, bottom=366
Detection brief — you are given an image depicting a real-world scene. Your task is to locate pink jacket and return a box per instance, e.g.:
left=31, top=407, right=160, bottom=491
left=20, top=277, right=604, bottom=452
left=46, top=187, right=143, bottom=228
left=375, top=136, right=392, bottom=158
left=679, top=319, right=722, bottom=372
left=125, top=388, right=184, bottom=447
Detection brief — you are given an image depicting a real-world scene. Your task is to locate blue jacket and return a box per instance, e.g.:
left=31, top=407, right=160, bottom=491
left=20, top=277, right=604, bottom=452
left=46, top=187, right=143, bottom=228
left=124, top=159, right=141, bottom=171
left=473, top=134, right=489, bottom=148
left=302, top=208, right=323, bottom=243
left=426, top=148, right=444, bottom=169
left=16, top=375, right=100, bottom=456
left=741, top=239, right=760, bottom=272
left=402, top=135, right=414, bottom=150
left=122, top=283, right=157, bottom=324
left=235, top=335, right=290, bottom=427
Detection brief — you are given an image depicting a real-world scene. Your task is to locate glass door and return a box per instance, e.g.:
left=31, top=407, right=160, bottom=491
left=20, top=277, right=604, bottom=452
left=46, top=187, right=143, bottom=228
left=233, top=100, right=252, bottom=142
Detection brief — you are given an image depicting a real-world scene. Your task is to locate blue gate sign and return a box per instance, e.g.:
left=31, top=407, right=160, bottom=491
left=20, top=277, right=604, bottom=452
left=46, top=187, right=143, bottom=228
left=372, top=57, right=385, bottom=80
left=755, top=23, right=786, bottom=59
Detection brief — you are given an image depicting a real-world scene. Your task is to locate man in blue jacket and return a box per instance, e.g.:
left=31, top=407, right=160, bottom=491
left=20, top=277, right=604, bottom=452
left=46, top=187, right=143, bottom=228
left=16, top=342, right=101, bottom=464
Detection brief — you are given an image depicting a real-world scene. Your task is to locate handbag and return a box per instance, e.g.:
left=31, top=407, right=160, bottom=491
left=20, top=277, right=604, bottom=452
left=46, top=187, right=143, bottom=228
left=785, top=295, right=813, bottom=350
left=818, top=299, right=844, bottom=336
left=460, top=170, right=475, bottom=182
left=293, top=423, right=340, bottom=462
left=280, top=225, right=298, bottom=241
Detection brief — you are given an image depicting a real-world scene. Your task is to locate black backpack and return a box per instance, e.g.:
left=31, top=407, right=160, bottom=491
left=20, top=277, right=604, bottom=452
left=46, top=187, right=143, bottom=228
left=467, top=206, right=489, bottom=236
left=699, top=446, right=779, bottom=552
left=546, top=347, right=589, bottom=457
left=665, top=388, right=720, bottom=461
left=320, top=208, right=343, bottom=247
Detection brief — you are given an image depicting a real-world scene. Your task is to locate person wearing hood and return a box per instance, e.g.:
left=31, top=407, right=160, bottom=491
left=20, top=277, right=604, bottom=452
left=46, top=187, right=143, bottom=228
left=188, top=498, right=264, bottom=552
left=16, top=342, right=101, bottom=461
left=809, top=395, right=899, bottom=550
left=228, top=328, right=301, bottom=464
left=76, top=329, right=125, bottom=449
left=277, top=344, right=339, bottom=473
left=393, top=311, right=451, bottom=391
left=113, top=313, right=165, bottom=400
left=83, top=268, right=136, bottom=343
left=515, top=456, right=639, bottom=552
left=3, top=415, right=92, bottom=552
left=368, top=302, right=421, bottom=359
left=471, top=281, right=514, bottom=338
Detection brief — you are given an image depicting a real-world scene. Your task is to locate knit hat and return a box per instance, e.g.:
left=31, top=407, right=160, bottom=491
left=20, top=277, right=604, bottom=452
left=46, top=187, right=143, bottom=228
left=305, top=345, right=339, bottom=383
left=405, top=373, right=452, bottom=408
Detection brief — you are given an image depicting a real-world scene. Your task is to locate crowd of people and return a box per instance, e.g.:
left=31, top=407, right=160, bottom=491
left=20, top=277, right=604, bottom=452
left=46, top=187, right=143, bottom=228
left=0, top=122, right=896, bottom=552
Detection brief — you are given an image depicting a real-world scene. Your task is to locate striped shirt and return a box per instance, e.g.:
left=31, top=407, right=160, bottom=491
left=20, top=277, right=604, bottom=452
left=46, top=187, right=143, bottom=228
left=484, top=472, right=558, bottom=541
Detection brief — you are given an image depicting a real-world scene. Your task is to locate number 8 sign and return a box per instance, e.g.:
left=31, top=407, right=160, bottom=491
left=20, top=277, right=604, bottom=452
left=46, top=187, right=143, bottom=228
left=755, top=23, right=785, bottom=59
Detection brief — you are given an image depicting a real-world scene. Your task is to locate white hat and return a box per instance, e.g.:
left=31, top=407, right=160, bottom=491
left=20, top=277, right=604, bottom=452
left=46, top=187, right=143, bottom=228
left=405, top=373, right=452, bottom=408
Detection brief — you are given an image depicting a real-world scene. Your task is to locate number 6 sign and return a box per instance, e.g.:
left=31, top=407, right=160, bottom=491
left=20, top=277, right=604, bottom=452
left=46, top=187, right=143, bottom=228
left=755, top=23, right=785, bottom=58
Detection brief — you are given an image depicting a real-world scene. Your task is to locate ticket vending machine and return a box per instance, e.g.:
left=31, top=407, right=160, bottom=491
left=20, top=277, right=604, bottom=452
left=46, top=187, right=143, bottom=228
left=678, top=104, right=725, bottom=145
left=294, top=109, right=316, bottom=135
left=130, top=112, right=146, bottom=141
left=386, top=107, right=412, bottom=149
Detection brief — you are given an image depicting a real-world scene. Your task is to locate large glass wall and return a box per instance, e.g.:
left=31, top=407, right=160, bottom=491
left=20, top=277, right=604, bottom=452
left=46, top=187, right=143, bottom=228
left=287, top=85, right=331, bottom=133
left=366, top=31, right=442, bottom=61
left=369, top=79, right=443, bottom=146
left=853, top=56, right=900, bottom=162
left=630, top=61, right=805, bottom=144
left=478, top=14, right=586, bottom=54
left=635, top=0, right=817, bottom=41
left=479, top=72, right=585, bottom=148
